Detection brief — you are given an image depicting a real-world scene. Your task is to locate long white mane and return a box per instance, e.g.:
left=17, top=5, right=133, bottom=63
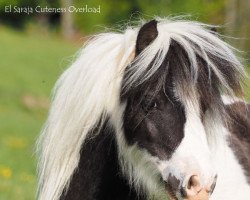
left=37, top=18, right=244, bottom=200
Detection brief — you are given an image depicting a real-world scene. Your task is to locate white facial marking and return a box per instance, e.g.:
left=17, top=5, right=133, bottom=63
left=154, top=99, right=216, bottom=190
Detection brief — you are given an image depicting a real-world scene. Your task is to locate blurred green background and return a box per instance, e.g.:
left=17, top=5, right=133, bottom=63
left=0, top=0, right=249, bottom=199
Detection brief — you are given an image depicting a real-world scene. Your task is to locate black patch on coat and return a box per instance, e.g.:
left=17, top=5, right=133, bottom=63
left=60, top=119, right=145, bottom=200
left=122, top=60, right=186, bottom=159
left=226, top=102, right=250, bottom=183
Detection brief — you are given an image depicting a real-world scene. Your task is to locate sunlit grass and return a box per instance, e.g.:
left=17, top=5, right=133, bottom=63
left=0, top=27, right=79, bottom=200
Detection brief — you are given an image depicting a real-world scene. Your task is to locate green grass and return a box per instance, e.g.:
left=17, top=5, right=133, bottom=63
left=0, top=26, right=249, bottom=200
left=0, top=27, right=79, bottom=200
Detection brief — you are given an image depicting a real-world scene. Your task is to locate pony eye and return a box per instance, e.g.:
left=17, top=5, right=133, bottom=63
left=142, top=100, right=158, bottom=112
left=151, top=102, right=158, bottom=108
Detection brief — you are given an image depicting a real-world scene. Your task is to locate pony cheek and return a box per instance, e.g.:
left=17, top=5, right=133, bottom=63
left=146, top=120, right=159, bottom=137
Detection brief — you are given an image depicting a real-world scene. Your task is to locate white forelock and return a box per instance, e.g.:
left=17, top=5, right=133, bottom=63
left=123, top=18, right=245, bottom=94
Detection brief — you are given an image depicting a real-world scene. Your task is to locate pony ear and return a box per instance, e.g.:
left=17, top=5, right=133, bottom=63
left=136, top=20, right=158, bottom=55
left=210, top=27, right=218, bottom=35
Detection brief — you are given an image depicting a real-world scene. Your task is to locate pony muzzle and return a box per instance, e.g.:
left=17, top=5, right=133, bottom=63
left=165, top=173, right=217, bottom=200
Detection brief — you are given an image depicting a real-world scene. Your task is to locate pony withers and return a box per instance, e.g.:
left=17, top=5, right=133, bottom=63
left=37, top=18, right=250, bottom=200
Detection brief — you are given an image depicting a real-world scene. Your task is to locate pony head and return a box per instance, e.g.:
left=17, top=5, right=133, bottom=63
left=37, top=18, right=244, bottom=200
left=114, top=19, right=244, bottom=199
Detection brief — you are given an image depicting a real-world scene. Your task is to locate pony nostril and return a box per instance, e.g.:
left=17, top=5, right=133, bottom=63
left=186, top=175, right=202, bottom=196
left=181, top=174, right=217, bottom=199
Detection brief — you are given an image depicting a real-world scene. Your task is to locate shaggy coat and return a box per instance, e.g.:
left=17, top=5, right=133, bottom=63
left=37, top=18, right=250, bottom=200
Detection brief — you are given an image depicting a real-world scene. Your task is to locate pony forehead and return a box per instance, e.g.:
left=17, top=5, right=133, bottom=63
left=122, top=19, right=244, bottom=99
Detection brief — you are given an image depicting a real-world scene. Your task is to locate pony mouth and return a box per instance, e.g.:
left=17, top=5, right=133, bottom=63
left=166, top=185, right=210, bottom=200
left=166, top=192, right=178, bottom=200
left=165, top=184, right=178, bottom=200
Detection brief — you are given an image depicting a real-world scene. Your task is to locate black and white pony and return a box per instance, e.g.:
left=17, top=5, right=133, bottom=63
left=37, top=18, right=250, bottom=200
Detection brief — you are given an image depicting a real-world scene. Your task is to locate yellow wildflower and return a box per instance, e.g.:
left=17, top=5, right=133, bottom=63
left=0, top=166, right=12, bottom=179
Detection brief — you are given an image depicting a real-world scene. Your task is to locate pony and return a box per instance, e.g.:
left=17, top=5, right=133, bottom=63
left=37, top=18, right=250, bottom=200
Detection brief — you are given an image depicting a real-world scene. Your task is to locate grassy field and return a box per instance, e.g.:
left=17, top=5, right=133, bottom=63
left=0, top=27, right=79, bottom=200
left=0, top=27, right=249, bottom=200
